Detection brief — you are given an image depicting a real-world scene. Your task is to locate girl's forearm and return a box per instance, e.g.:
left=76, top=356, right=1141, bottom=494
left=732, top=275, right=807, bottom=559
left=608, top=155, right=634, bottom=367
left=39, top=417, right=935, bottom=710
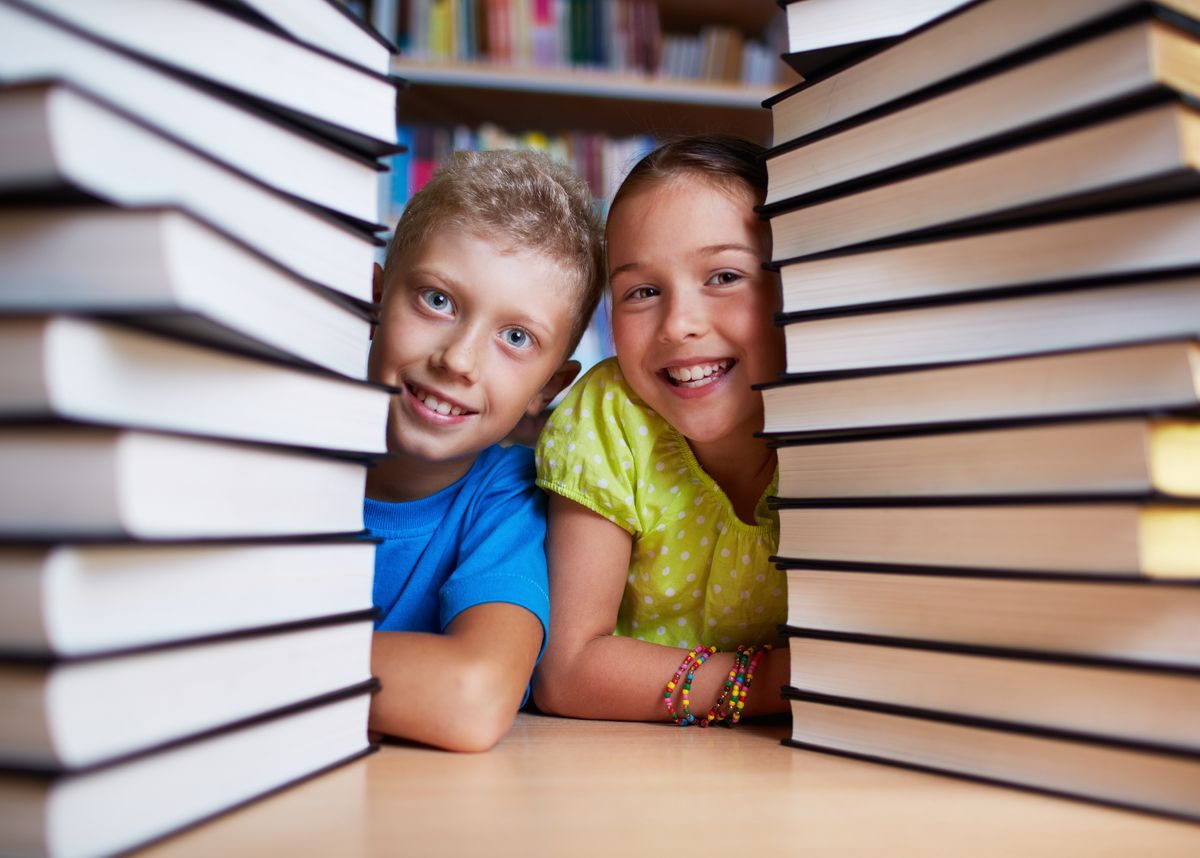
left=534, top=634, right=789, bottom=722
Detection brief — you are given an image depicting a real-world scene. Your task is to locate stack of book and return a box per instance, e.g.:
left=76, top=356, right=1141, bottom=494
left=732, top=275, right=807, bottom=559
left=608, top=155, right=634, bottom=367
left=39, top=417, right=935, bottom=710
left=761, top=0, right=1200, bottom=819
left=0, top=1, right=399, bottom=855
left=778, top=0, right=969, bottom=78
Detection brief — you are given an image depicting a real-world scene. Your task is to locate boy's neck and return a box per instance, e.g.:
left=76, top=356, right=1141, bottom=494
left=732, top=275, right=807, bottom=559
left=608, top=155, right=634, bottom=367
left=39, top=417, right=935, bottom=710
left=365, top=449, right=481, bottom=504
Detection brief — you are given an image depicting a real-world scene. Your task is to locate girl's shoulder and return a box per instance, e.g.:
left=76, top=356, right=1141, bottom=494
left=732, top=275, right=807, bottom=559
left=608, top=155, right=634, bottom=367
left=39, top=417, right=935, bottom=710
left=535, top=358, right=682, bottom=536
left=542, top=357, right=668, bottom=449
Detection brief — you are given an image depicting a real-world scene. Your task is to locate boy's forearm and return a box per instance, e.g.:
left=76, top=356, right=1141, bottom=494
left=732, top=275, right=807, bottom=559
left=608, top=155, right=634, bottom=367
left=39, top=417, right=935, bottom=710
left=369, top=602, right=543, bottom=752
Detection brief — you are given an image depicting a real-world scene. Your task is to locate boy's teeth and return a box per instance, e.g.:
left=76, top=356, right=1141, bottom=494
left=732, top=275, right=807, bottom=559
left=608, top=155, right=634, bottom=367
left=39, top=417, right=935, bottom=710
left=412, top=384, right=468, bottom=416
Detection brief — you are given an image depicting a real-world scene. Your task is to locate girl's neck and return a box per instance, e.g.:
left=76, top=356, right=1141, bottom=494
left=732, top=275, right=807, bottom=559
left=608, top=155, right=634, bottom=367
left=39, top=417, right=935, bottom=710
left=687, top=414, right=776, bottom=526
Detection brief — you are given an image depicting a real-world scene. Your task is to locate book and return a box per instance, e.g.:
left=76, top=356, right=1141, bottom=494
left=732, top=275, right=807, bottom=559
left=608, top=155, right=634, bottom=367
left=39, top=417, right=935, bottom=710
left=16, top=0, right=401, bottom=154
left=221, top=0, right=395, bottom=74
left=0, top=541, right=375, bottom=658
left=774, top=501, right=1200, bottom=576
left=775, top=198, right=1200, bottom=316
left=765, top=18, right=1200, bottom=208
left=0, top=1, right=384, bottom=224
left=0, top=208, right=371, bottom=379
left=0, top=316, right=389, bottom=454
left=0, top=82, right=379, bottom=304
left=779, top=41, right=894, bottom=81
left=767, top=100, right=1200, bottom=264
left=782, top=274, right=1200, bottom=375
left=786, top=632, right=1200, bottom=753
left=765, top=0, right=1200, bottom=147
left=0, top=688, right=374, bottom=858
left=786, top=692, right=1200, bottom=821
left=0, top=426, right=368, bottom=540
left=0, top=618, right=373, bottom=770
left=775, top=418, right=1200, bottom=499
left=781, top=0, right=972, bottom=58
left=760, top=340, right=1200, bottom=436
left=784, top=566, right=1200, bottom=668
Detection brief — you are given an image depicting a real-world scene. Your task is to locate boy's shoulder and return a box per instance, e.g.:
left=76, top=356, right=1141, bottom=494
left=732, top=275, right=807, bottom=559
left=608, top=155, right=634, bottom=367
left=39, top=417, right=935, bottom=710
left=470, top=442, right=537, bottom=489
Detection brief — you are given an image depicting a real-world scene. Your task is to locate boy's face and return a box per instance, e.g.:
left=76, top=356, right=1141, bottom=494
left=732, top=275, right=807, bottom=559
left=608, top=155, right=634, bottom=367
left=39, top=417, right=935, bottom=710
left=370, top=227, right=577, bottom=465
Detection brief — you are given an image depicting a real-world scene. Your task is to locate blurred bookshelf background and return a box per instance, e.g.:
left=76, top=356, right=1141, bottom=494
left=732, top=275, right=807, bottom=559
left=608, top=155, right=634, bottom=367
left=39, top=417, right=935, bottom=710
left=339, top=0, right=795, bottom=418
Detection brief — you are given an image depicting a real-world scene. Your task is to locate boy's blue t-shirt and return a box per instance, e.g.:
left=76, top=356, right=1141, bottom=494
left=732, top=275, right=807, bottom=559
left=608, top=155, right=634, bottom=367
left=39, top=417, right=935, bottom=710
left=364, top=444, right=550, bottom=662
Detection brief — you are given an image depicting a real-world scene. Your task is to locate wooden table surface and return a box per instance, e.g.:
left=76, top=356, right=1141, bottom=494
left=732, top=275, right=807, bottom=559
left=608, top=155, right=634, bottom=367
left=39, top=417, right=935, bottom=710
left=136, top=712, right=1200, bottom=857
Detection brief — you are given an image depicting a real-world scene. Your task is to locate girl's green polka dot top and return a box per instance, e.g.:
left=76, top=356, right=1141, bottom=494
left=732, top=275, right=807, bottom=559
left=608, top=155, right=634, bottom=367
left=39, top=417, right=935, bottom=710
left=535, top=358, right=786, bottom=651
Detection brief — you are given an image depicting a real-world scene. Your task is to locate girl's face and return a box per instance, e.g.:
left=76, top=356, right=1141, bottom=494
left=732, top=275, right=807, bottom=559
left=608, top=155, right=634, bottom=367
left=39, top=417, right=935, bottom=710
left=608, top=176, right=786, bottom=447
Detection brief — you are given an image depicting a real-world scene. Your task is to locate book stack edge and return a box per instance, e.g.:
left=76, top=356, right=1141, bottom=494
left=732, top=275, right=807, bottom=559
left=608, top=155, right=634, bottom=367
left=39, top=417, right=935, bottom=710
left=0, top=2, right=399, bottom=856
left=764, top=0, right=1200, bottom=821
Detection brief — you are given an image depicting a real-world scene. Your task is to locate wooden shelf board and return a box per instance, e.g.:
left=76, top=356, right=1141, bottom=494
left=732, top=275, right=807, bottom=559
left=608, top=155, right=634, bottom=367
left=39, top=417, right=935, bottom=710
left=392, top=61, right=782, bottom=109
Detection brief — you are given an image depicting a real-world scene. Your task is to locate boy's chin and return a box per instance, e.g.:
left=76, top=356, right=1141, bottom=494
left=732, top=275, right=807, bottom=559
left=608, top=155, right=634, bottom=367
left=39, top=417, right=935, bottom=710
left=387, top=432, right=505, bottom=465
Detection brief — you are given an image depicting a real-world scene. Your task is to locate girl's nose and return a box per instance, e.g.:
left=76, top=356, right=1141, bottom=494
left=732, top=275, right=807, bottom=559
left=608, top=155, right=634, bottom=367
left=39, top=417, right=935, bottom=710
left=659, top=292, right=709, bottom=344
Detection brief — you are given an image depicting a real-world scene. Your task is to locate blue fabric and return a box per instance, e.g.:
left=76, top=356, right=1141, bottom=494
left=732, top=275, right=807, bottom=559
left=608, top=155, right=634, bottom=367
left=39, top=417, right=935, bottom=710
left=365, top=445, right=550, bottom=668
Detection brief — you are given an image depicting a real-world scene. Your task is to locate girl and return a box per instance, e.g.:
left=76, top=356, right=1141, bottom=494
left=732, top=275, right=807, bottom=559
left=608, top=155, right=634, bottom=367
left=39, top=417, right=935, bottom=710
left=533, top=135, right=789, bottom=724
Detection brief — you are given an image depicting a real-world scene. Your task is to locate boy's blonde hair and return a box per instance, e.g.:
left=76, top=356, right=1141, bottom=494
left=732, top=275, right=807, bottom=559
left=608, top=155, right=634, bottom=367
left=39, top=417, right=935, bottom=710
left=385, top=149, right=604, bottom=357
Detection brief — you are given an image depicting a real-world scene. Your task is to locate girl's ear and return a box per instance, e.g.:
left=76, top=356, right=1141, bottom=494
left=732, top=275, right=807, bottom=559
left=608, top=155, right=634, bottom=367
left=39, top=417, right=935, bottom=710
left=525, top=360, right=581, bottom=417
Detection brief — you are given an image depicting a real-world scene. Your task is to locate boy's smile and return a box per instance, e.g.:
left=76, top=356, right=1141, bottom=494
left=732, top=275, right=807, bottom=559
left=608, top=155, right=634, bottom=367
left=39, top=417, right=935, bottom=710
left=608, top=179, right=785, bottom=446
left=368, top=226, right=577, bottom=495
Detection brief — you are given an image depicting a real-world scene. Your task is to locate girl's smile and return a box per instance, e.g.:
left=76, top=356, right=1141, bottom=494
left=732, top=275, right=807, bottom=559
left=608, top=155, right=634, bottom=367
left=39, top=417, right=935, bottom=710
left=660, top=357, right=735, bottom=396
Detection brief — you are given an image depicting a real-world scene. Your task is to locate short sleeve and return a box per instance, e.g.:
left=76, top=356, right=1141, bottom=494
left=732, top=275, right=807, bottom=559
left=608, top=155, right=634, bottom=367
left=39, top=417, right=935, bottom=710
left=437, top=447, right=550, bottom=660
left=535, top=358, right=644, bottom=537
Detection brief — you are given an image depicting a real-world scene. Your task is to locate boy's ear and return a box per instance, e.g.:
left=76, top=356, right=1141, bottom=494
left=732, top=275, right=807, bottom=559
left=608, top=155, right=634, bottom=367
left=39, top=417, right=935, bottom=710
left=525, top=360, right=581, bottom=417
left=370, top=263, right=384, bottom=341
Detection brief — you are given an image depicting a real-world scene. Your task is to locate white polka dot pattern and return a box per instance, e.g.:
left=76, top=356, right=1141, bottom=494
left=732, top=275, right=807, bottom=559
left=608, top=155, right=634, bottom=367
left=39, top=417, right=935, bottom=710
left=535, top=358, right=785, bottom=650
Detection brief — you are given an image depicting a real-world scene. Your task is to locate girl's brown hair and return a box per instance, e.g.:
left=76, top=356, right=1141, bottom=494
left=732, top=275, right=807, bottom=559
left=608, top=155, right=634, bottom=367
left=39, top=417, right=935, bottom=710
left=608, top=134, right=769, bottom=220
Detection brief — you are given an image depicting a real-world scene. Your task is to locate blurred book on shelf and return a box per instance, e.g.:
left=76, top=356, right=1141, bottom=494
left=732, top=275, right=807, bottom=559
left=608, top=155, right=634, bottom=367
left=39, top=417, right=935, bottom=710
left=383, top=0, right=786, bottom=86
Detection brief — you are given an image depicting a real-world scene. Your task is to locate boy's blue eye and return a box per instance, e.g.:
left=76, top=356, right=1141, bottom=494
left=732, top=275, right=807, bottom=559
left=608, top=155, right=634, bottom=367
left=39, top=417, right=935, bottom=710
left=502, top=327, right=533, bottom=349
left=422, top=289, right=452, bottom=313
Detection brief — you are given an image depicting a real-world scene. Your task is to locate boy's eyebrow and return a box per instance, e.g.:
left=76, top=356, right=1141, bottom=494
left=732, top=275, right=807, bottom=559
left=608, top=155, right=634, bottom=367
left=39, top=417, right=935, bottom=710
left=609, top=244, right=760, bottom=281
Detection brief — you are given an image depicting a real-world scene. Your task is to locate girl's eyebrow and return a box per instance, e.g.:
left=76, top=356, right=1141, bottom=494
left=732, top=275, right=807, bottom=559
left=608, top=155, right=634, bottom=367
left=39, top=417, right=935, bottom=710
left=698, top=243, right=760, bottom=256
left=610, top=243, right=758, bottom=281
left=608, top=261, right=643, bottom=280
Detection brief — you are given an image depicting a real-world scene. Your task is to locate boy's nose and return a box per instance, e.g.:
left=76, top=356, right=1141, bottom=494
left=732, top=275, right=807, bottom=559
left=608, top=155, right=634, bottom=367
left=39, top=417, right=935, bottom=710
left=435, top=331, right=480, bottom=382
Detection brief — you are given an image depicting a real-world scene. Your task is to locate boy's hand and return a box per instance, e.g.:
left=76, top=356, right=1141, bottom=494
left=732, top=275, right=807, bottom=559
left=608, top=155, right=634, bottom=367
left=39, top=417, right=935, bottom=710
left=368, top=602, right=543, bottom=752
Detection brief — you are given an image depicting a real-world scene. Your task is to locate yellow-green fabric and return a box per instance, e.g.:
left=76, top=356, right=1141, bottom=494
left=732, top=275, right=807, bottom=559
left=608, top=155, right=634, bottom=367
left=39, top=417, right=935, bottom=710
left=535, top=358, right=785, bottom=650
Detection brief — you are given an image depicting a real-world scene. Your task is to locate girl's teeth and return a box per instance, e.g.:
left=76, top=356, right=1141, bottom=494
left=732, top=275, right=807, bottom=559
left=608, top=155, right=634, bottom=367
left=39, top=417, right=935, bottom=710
left=436, top=401, right=452, bottom=415
left=450, top=406, right=463, bottom=416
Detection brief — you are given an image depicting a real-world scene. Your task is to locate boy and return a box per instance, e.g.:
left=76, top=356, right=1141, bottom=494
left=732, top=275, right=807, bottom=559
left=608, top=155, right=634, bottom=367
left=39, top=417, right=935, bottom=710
left=365, top=149, right=603, bottom=752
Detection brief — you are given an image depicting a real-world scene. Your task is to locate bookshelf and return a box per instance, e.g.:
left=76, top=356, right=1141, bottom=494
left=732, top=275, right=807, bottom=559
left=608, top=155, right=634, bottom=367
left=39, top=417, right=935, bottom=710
left=389, top=0, right=792, bottom=141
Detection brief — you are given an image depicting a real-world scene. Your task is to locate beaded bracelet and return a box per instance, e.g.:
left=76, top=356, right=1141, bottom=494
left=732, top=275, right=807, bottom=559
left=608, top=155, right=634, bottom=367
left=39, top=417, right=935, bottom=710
left=664, top=645, right=716, bottom=726
left=726, top=645, right=754, bottom=727
left=730, top=644, right=772, bottom=726
left=701, top=646, right=750, bottom=728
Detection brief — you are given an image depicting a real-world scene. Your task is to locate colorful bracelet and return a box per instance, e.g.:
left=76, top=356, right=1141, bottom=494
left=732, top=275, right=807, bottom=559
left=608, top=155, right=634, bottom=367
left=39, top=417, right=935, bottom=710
left=664, top=645, right=716, bottom=726
left=701, top=646, right=749, bottom=728
left=730, top=644, right=771, bottom=726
